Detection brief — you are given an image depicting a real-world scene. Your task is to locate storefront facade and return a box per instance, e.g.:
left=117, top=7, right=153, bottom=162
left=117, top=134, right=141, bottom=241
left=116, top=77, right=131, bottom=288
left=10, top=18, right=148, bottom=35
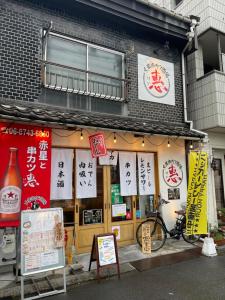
left=51, top=129, right=190, bottom=254
left=0, top=0, right=205, bottom=258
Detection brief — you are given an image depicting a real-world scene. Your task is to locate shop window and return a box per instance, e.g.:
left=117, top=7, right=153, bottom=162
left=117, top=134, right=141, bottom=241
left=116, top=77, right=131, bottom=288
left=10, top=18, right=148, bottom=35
left=111, top=165, right=133, bottom=222
left=44, top=34, right=125, bottom=101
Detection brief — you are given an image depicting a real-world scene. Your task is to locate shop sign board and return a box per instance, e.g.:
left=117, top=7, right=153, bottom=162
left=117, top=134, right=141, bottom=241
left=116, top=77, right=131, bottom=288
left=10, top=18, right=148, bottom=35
left=142, top=222, right=151, bottom=254
left=119, top=152, right=137, bottom=196
left=99, top=150, right=118, bottom=166
left=21, top=208, right=65, bottom=276
left=186, top=151, right=208, bottom=235
left=138, top=54, right=175, bottom=105
left=0, top=123, right=51, bottom=227
left=138, top=153, right=155, bottom=195
left=76, top=150, right=97, bottom=199
left=50, top=148, right=74, bottom=200
left=89, top=133, right=107, bottom=158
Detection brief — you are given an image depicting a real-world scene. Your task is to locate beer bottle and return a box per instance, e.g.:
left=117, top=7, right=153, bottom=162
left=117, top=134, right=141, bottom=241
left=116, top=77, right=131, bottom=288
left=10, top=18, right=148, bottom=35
left=0, top=148, right=22, bottom=221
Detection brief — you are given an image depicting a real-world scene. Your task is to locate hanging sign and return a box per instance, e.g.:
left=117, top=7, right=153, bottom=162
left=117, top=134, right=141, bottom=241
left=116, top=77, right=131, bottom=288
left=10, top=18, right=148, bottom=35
left=89, top=233, right=120, bottom=281
left=99, top=150, right=118, bottom=165
left=76, top=149, right=96, bottom=199
left=0, top=123, right=51, bottom=227
left=119, top=152, right=137, bottom=196
left=162, top=159, right=183, bottom=187
left=50, top=148, right=74, bottom=200
left=186, top=151, right=208, bottom=235
left=138, top=54, right=175, bottom=105
left=89, top=133, right=107, bottom=158
left=138, top=153, right=155, bottom=195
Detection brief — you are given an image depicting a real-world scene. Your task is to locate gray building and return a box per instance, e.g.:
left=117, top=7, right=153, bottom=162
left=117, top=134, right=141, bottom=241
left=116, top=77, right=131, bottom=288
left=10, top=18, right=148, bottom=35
left=0, top=0, right=203, bottom=255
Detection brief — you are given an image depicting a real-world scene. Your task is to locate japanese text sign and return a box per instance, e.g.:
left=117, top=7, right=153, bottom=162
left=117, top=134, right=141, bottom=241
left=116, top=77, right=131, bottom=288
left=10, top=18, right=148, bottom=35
left=89, top=133, right=107, bottom=158
left=50, top=148, right=74, bottom=200
left=99, top=150, right=118, bottom=166
left=119, top=152, right=137, bottom=196
left=186, top=151, right=208, bottom=235
left=138, top=153, right=155, bottom=195
left=138, top=54, right=175, bottom=105
left=76, top=149, right=96, bottom=199
left=0, top=123, right=51, bottom=227
left=163, top=159, right=183, bottom=187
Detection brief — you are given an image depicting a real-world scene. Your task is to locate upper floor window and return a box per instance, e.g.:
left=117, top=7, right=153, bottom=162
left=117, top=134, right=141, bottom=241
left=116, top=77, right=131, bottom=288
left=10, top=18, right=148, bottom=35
left=44, top=33, right=125, bottom=101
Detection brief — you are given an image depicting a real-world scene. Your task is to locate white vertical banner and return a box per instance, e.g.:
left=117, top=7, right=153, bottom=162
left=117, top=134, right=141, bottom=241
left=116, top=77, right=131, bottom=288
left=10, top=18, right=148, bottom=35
left=119, top=152, right=137, bottom=196
left=50, top=148, right=74, bottom=200
left=99, top=150, right=118, bottom=165
left=76, top=149, right=97, bottom=199
left=138, top=153, right=155, bottom=195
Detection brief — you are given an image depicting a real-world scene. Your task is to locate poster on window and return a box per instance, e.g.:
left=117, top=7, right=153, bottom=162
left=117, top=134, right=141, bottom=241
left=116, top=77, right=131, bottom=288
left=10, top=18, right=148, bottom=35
left=119, top=152, right=137, bottom=196
left=76, top=149, right=96, bottom=199
left=0, top=123, right=51, bottom=227
left=138, top=153, right=155, bottom=195
left=138, top=54, right=175, bottom=105
left=99, top=150, right=118, bottom=166
left=50, top=149, right=73, bottom=200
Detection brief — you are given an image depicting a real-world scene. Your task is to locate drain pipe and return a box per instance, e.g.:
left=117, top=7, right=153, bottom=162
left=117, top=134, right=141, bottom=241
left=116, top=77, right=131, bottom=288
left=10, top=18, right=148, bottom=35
left=181, top=19, right=207, bottom=140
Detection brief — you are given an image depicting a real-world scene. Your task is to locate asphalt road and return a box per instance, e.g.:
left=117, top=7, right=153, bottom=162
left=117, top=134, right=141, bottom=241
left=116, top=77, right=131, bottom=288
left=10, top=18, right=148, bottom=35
left=46, top=253, right=225, bottom=300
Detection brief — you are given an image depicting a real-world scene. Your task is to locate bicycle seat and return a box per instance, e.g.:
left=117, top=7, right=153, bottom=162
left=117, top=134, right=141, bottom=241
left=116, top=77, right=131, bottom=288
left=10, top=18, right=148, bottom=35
left=146, top=211, right=157, bottom=218
left=175, top=210, right=185, bottom=216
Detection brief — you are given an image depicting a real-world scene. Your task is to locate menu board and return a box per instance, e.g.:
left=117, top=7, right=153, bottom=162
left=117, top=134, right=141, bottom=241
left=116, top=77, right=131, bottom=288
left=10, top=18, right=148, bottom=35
left=21, top=208, right=65, bottom=276
left=97, top=235, right=117, bottom=266
left=83, top=209, right=102, bottom=225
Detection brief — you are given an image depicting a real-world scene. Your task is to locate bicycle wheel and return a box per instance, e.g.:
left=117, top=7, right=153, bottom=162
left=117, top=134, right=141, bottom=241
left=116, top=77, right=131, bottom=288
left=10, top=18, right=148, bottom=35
left=181, top=219, right=201, bottom=244
left=136, top=219, right=167, bottom=251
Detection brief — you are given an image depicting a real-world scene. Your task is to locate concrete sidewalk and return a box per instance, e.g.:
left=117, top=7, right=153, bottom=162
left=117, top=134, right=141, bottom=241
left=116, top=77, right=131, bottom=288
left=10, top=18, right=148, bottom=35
left=0, top=239, right=201, bottom=299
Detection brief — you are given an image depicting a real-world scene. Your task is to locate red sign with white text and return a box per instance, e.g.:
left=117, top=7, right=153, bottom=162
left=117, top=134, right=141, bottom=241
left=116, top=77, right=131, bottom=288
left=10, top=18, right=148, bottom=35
left=0, top=123, right=51, bottom=227
left=89, top=133, right=107, bottom=158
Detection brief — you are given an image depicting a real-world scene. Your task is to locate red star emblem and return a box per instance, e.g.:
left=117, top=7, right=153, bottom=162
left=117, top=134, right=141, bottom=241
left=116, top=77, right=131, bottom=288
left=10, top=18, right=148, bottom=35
left=7, top=192, right=14, bottom=198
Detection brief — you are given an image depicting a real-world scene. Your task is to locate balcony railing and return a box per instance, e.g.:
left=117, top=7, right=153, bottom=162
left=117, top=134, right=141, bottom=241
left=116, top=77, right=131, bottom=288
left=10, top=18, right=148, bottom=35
left=41, top=61, right=129, bottom=101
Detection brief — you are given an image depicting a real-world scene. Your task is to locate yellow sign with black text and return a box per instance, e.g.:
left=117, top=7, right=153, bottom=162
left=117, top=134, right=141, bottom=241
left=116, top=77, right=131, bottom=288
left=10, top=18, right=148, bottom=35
left=186, top=151, right=208, bottom=235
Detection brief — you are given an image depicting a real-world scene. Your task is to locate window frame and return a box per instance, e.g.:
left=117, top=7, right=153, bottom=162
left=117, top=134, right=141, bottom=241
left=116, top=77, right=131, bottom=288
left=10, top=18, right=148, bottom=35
left=44, top=32, right=125, bottom=100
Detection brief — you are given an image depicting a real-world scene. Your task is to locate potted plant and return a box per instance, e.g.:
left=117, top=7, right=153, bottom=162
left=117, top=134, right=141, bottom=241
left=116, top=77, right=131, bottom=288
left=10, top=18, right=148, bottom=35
left=210, top=228, right=225, bottom=246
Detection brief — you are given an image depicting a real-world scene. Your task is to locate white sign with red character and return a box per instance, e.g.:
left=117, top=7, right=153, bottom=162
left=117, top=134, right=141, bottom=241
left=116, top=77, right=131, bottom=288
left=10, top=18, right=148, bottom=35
left=162, top=159, right=183, bottom=187
left=138, top=54, right=175, bottom=105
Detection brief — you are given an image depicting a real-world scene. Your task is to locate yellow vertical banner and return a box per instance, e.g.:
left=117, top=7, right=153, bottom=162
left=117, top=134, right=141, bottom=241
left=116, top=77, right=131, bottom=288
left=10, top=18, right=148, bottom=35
left=186, top=151, right=208, bottom=235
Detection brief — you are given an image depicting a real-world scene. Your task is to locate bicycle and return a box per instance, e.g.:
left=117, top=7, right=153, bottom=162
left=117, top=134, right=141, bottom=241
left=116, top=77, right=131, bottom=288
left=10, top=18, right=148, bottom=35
left=136, top=196, right=201, bottom=251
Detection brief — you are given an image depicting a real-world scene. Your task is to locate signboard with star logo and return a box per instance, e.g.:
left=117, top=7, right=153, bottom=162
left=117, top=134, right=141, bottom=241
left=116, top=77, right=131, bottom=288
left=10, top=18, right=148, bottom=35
left=138, top=54, right=175, bottom=105
left=0, top=122, right=51, bottom=227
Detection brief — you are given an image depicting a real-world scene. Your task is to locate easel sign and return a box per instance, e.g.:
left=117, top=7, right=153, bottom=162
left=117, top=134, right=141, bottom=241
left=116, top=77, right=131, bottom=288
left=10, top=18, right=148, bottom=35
left=89, top=233, right=120, bottom=281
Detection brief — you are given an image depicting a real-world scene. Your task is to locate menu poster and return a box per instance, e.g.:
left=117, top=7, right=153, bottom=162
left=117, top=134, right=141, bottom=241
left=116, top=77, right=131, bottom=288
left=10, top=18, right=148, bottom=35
left=97, top=235, right=117, bottom=266
left=21, top=208, right=65, bottom=275
left=112, top=204, right=126, bottom=217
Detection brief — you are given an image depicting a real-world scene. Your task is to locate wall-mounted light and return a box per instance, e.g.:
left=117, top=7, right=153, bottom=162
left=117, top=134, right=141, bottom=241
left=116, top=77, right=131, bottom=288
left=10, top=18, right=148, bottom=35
left=142, top=137, right=145, bottom=147
left=113, top=132, right=117, bottom=144
left=189, top=141, right=193, bottom=149
left=80, top=129, right=84, bottom=140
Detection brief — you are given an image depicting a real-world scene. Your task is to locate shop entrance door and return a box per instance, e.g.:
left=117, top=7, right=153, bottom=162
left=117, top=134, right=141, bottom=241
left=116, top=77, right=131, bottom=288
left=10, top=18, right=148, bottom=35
left=75, top=164, right=137, bottom=253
